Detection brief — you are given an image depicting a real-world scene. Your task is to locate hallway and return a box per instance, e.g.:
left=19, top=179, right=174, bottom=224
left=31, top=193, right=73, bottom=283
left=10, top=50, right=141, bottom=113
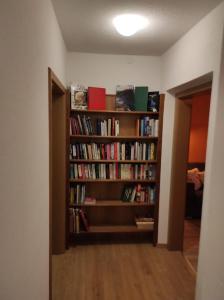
left=53, top=244, right=195, bottom=300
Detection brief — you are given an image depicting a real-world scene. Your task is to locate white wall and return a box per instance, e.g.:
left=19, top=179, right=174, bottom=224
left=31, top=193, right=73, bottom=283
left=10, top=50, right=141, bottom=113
left=160, top=2, right=224, bottom=299
left=0, top=1, right=66, bottom=299
left=66, top=52, right=161, bottom=93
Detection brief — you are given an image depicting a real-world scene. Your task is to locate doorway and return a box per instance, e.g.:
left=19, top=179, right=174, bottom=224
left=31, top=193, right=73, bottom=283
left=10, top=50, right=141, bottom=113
left=48, top=68, right=67, bottom=299
left=183, top=89, right=211, bottom=273
left=168, top=81, right=212, bottom=271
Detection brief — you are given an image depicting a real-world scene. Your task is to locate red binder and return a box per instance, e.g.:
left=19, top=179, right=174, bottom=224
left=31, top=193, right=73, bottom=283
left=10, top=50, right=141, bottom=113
left=88, top=87, right=106, bottom=110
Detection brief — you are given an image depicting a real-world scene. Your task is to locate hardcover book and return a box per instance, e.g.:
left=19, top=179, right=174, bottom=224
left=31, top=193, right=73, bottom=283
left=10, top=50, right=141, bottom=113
left=115, top=85, right=135, bottom=111
left=79, top=209, right=89, bottom=231
left=70, top=84, right=87, bottom=110
left=148, top=91, right=160, bottom=112
left=134, top=86, right=148, bottom=111
left=88, top=87, right=106, bottom=110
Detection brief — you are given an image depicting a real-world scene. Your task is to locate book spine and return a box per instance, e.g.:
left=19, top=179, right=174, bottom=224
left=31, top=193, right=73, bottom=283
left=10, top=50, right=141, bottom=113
left=154, top=119, right=159, bottom=137
left=108, top=118, right=111, bottom=136
left=77, top=115, right=83, bottom=135
left=75, top=209, right=80, bottom=233
left=136, top=119, right=140, bottom=136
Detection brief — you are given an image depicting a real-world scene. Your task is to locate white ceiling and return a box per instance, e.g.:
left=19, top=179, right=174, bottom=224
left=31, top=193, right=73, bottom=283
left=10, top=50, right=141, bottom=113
left=52, top=0, right=222, bottom=55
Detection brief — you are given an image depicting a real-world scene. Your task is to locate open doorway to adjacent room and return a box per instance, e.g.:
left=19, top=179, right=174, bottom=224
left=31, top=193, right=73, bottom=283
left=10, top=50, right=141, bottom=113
left=183, top=89, right=211, bottom=274
left=168, top=74, right=212, bottom=275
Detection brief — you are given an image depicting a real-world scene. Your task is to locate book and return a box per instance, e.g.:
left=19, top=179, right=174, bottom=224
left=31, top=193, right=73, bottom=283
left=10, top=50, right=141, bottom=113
left=148, top=92, right=160, bottom=112
left=75, top=209, right=80, bottom=233
left=84, top=197, right=96, bottom=205
left=70, top=84, right=87, bottom=110
left=135, top=217, right=154, bottom=230
left=115, top=85, right=135, bottom=111
left=88, top=87, right=106, bottom=110
left=79, top=209, right=89, bottom=231
left=134, top=86, right=148, bottom=111
left=70, top=187, right=75, bottom=205
left=69, top=208, right=75, bottom=233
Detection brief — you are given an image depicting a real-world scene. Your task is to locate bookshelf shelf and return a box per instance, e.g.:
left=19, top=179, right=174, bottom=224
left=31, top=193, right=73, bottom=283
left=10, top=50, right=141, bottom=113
left=71, top=225, right=153, bottom=234
left=70, top=135, right=158, bottom=141
left=70, top=179, right=156, bottom=183
left=67, top=93, right=164, bottom=246
left=70, top=200, right=154, bottom=207
left=70, top=159, right=157, bottom=164
left=71, top=109, right=159, bottom=116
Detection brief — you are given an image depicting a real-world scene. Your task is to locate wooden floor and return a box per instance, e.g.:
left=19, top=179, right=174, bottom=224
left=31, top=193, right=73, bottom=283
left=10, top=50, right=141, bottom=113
left=183, top=219, right=201, bottom=274
left=52, top=244, right=195, bottom=300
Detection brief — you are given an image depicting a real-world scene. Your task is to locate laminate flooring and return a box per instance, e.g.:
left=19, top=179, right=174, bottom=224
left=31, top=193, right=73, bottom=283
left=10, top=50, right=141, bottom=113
left=52, top=243, right=195, bottom=300
left=183, top=219, right=201, bottom=274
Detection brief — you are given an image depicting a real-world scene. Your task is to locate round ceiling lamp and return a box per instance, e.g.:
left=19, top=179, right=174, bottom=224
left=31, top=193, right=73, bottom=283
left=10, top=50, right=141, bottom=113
left=113, top=14, right=149, bottom=37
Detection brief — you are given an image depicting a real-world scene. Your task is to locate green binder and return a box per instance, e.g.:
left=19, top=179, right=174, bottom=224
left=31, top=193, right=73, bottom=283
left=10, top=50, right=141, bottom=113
left=134, top=86, right=149, bottom=111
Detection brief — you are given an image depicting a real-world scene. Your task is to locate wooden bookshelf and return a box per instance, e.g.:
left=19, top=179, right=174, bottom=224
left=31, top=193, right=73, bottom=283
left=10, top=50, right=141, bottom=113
left=67, top=94, right=164, bottom=246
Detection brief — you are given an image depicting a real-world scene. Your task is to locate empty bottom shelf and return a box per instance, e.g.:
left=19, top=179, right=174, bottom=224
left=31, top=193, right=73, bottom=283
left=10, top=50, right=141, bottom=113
left=71, top=225, right=153, bottom=234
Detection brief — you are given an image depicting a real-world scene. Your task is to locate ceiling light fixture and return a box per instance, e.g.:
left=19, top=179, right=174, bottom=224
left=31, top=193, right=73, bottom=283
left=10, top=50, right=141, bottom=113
left=113, top=14, right=148, bottom=37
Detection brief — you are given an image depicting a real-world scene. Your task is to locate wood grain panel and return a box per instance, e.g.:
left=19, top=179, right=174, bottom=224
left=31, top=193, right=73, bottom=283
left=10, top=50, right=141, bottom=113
left=168, top=99, right=191, bottom=250
left=49, top=68, right=67, bottom=256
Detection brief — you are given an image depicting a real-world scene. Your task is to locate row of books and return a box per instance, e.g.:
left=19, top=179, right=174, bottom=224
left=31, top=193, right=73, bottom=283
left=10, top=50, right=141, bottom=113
left=70, top=163, right=156, bottom=180
left=70, top=115, right=93, bottom=135
left=116, top=86, right=160, bottom=112
left=96, top=118, right=119, bottom=136
left=70, top=142, right=157, bottom=161
left=137, top=117, right=159, bottom=137
left=69, top=208, right=89, bottom=233
left=70, top=115, right=159, bottom=137
left=70, top=184, right=86, bottom=205
left=70, top=115, right=120, bottom=136
left=69, top=208, right=154, bottom=233
left=70, top=185, right=97, bottom=206
left=122, top=184, right=156, bottom=204
left=71, top=85, right=106, bottom=111
left=70, top=85, right=160, bottom=112
left=69, top=184, right=155, bottom=205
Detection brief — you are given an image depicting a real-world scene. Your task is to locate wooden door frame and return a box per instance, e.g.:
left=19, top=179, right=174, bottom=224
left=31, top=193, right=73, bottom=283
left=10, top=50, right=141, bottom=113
left=48, top=68, right=67, bottom=300
left=168, top=83, right=212, bottom=251
left=168, top=99, right=192, bottom=250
